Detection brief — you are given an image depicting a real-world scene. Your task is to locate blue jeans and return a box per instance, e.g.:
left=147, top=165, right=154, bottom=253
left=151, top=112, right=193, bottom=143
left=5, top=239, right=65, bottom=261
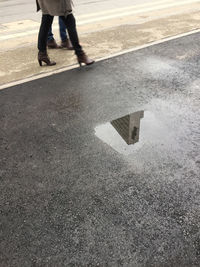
left=48, top=16, right=67, bottom=42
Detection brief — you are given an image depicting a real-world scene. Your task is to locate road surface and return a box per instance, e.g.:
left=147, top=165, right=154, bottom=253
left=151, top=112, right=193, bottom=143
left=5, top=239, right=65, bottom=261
left=0, top=31, right=200, bottom=266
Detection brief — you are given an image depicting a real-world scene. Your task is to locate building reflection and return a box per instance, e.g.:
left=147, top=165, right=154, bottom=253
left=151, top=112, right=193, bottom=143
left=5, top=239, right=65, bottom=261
left=111, top=111, right=144, bottom=145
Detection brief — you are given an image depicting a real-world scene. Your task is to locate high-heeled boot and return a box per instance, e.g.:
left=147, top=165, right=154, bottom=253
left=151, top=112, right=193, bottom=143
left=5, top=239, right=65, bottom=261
left=38, top=51, right=56, bottom=66
left=77, top=52, right=94, bottom=66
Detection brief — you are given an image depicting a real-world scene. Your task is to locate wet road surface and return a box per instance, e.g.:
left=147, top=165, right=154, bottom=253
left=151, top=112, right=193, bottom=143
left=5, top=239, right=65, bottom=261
left=0, top=32, right=200, bottom=266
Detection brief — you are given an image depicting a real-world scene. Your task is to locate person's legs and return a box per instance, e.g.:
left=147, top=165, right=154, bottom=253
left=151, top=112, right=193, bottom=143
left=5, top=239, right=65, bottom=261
left=38, top=14, right=54, bottom=52
left=61, top=14, right=94, bottom=65
left=38, top=14, right=56, bottom=66
left=59, top=16, right=73, bottom=49
left=47, top=26, right=54, bottom=42
left=60, top=14, right=82, bottom=56
left=47, top=17, right=60, bottom=49
left=59, top=16, right=67, bottom=42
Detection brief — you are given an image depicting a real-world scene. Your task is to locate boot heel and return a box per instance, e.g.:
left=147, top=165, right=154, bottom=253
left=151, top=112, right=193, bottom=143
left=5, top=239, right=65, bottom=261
left=78, top=61, right=82, bottom=67
left=77, top=52, right=94, bottom=67
left=38, top=51, right=56, bottom=67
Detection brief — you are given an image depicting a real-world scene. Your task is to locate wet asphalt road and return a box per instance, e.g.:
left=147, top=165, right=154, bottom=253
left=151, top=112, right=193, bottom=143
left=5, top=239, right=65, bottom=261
left=0, top=33, right=200, bottom=266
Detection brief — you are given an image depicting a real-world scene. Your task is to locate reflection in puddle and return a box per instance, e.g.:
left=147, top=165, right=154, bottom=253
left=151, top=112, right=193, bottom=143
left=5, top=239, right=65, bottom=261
left=111, top=111, right=144, bottom=145
left=95, top=110, right=170, bottom=155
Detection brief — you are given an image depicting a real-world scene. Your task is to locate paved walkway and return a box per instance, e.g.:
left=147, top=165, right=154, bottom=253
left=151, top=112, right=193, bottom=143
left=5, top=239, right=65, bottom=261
left=0, top=32, right=200, bottom=266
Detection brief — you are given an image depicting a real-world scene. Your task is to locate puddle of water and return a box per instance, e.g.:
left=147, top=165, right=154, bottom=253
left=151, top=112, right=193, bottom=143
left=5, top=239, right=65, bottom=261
left=95, top=110, right=172, bottom=155
left=110, top=111, right=144, bottom=145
